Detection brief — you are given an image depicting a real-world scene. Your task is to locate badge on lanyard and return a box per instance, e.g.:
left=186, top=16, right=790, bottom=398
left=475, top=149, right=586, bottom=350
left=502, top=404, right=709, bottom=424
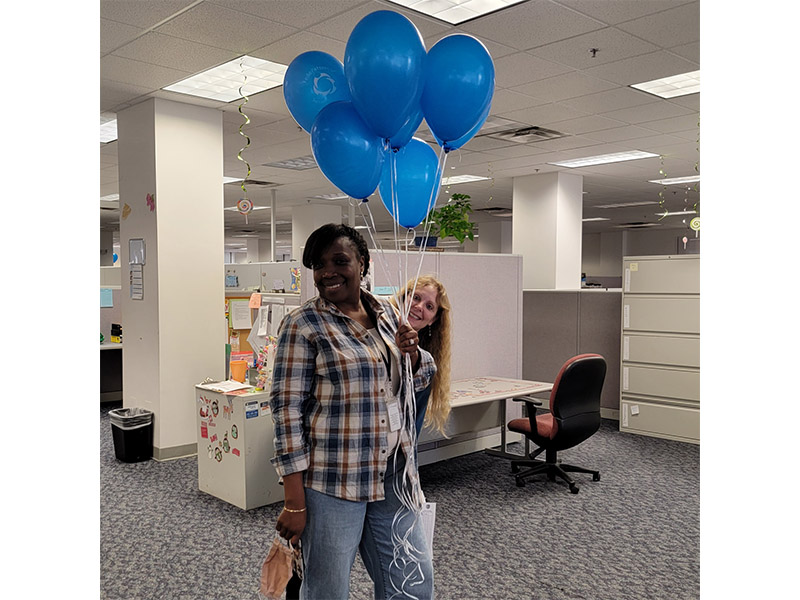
left=386, top=390, right=402, bottom=432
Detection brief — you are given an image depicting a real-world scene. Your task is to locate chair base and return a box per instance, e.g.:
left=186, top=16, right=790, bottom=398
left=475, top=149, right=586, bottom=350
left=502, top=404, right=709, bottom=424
left=511, top=450, right=599, bottom=494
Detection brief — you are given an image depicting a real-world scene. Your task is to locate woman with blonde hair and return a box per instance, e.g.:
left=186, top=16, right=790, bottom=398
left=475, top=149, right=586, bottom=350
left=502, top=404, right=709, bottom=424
left=395, top=275, right=452, bottom=435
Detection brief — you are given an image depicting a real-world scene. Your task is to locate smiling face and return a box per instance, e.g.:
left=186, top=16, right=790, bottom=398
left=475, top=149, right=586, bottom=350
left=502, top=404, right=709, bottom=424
left=407, top=285, right=440, bottom=332
left=312, top=236, right=364, bottom=308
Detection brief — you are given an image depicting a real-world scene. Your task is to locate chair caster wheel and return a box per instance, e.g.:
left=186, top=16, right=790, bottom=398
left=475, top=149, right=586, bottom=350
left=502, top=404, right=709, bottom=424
left=570, top=485, right=579, bottom=494
left=511, top=463, right=520, bottom=474
left=593, top=473, right=600, bottom=482
left=515, top=477, right=525, bottom=488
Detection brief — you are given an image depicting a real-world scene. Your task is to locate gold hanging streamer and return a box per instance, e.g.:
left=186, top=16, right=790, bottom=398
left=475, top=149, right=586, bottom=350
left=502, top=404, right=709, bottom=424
left=487, top=161, right=494, bottom=203
left=237, top=59, right=252, bottom=224
left=657, top=155, right=668, bottom=220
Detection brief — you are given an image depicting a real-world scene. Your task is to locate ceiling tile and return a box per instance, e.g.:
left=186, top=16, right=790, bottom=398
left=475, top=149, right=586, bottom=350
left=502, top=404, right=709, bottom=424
left=560, top=86, right=658, bottom=114
left=100, top=79, right=155, bottom=112
left=100, top=0, right=199, bottom=28
left=541, top=114, right=628, bottom=135
left=101, top=54, right=192, bottom=91
left=490, top=89, right=548, bottom=114
left=101, top=18, right=145, bottom=54
left=616, top=1, right=699, bottom=49
left=154, top=2, right=297, bottom=53
left=493, top=52, right=572, bottom=89
left=585, top=50, right=699, bottom=86
left=502, top=102, right=590, bottom=127
left=511, top=71, right=618, bottom=103
left=460, top=0, right=606, bottom=51
left=530, top=26, right=659, bottom=69
left=207, top=0, right=370, bottom=29
left=251, top=30, right=348, bottom=64
left=553, top=0, right=694, bottom=26
left=112, top=32, right=238, bottom=73
left=582, top=124, right=661, bottom=144
left=601, top=100, right=695, bottom=125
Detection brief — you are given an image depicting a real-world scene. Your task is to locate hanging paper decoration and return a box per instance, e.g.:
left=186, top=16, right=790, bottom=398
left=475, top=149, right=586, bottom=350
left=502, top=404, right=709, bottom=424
left=121, top=203, right=131, bottom=220
left=657, top=157, right=668, bottom=220
left=146, top=193, right=155, bottom=212
left=237, top=59, right=252, bottom=223
left=689, top=217, right=700, bottom=232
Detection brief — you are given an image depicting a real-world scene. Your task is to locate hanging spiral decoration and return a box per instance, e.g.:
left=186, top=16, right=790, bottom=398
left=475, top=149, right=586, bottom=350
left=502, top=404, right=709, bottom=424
left=238, top=59, right=252, bottom=223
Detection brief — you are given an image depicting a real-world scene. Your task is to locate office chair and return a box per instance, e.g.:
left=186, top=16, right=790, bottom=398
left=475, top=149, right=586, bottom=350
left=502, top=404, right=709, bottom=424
left=507, top=354, right=607, bottom=494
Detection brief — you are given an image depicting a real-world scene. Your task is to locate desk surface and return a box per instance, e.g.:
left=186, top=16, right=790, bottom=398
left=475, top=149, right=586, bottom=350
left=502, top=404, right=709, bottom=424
left=450, top=376, right=553, bottom=408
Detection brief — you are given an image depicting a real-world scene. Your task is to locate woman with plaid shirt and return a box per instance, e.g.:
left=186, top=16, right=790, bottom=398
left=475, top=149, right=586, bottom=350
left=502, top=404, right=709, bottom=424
left=269, top=223, right=436, bottom=599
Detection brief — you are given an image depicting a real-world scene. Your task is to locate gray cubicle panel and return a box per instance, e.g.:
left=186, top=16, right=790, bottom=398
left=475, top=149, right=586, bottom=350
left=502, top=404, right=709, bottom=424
left=523, top=290, right=622, bottom=414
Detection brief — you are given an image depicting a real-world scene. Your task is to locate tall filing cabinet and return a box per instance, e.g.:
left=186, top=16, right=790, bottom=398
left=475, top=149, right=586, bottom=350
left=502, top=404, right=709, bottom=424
left=620, top=255, right=699, bottom=443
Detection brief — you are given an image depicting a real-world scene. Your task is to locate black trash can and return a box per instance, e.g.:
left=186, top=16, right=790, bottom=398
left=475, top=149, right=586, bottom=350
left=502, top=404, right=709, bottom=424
left=109, top=408, right=153, bottom=462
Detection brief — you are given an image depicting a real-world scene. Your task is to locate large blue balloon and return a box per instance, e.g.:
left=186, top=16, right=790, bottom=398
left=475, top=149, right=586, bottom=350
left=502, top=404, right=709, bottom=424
left=283, top=51, right=352, bottom=132
left=344, top=11, right=426, bottom=140
left=433, top=101, right=490, bottom=152
left=379, top=138, right=441, bottom=229
left=388, top=105, right=423, bottom=150
left=311, top=101, right=384, bottom=200
left=422, top=34, right=495, bottom=145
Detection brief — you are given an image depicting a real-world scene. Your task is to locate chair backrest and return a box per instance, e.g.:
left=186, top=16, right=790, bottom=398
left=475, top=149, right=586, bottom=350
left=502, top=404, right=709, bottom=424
left=548, top=354, right=607, bottom=449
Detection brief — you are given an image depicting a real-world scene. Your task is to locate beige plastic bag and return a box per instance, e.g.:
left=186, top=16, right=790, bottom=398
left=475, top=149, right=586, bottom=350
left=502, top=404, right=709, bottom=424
left=258, top=533, right=302, bottom=600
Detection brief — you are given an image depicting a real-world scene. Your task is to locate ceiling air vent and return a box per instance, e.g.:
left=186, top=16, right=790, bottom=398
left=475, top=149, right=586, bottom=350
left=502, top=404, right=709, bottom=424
left=477, top=207, right=513, bottom=217
left=485, top=125, right=566, bottom=144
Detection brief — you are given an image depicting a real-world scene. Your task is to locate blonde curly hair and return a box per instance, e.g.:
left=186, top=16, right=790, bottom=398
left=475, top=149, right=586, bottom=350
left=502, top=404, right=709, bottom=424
left=395, top=275, right=452, bottom=435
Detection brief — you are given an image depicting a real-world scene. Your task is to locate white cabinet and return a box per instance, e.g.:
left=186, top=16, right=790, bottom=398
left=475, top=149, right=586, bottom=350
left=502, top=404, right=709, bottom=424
left=620, top=255, right=699, bottom=443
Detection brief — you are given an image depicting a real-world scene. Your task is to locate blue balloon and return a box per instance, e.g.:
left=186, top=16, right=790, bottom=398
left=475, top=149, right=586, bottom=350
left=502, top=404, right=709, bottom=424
left=379, top=138, right=441, bottom=229
left=283, top=51, right=352, bottom=132
left=345, top=11, right=426, bottom=140
left=422, top=34, right=495, bottom=145
left=311, top=101, right=385, bottom=200
left=434, top=102, right=490, bottom=152
left=388, top=105, right=423, bottom=150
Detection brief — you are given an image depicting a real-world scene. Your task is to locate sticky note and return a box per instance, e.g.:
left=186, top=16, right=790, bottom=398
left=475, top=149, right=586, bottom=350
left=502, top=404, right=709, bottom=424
left=249, top=293, right=261, bottom=309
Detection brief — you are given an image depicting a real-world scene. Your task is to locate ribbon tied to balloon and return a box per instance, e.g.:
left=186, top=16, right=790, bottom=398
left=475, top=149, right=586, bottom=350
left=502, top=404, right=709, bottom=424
left=282, top=9, right=495, bottom=228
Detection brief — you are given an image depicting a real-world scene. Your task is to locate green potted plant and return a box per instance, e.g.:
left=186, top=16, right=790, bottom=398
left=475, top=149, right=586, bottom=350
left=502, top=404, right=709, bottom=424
left=421, top=192, right=476, bottom=246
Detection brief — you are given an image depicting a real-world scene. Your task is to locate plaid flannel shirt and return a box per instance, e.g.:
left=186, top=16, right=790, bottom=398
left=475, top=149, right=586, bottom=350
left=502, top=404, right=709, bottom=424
left=269, top=290, right=436, bottom=502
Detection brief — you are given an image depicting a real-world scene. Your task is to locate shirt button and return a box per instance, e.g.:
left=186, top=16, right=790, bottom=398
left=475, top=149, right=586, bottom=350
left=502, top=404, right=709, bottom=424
left=381, top=449, right=386, bottom=454
left=381, top=419, right=385, bottom=424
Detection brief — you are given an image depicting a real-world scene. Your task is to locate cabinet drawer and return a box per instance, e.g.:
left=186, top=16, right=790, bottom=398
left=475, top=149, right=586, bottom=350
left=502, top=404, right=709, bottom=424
left=624, top=257, right=699, bottom=294
left=620, top=400, right=699, bottom=442
left=622, top=364, right=699, bottom=402
left=623, top=334, right=699, bottom=368
left=623, top=296, right=699, bottom=334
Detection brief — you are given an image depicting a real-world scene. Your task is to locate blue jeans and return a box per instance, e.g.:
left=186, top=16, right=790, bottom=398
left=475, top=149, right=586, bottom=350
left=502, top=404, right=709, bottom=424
left=300, top=455, right=434, bottom=600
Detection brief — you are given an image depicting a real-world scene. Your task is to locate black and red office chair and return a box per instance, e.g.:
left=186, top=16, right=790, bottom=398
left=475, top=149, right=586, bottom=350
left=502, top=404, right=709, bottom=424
left=507, top=354, right=607, bottom=494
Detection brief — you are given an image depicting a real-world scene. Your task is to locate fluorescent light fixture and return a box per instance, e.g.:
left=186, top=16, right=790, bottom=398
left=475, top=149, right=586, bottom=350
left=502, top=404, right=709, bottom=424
left=309, top=193, right=350, bottom=200
left=648, top=175, right=701, bottom=186
left=549, top=150, right=659, bottom=168
left=100, top=193, right=120, bottom=202
left=631, top=70, right=700, bottom=99
left=595, top=201, right=658, bottom=209
left=386, top=0, right=526, bottom=25
left=223, top=177, right=244, bottom=185
left=655, top=209, right=697, bottom=217
left=100, top=113, right=117, bottom=143
left=163, top=55, right=288, bottom=102
left=264, top=155, right=318, bottom=170
left=441, top=174, right=492, bottom=185
left=582, top=217, right=610, bottom=222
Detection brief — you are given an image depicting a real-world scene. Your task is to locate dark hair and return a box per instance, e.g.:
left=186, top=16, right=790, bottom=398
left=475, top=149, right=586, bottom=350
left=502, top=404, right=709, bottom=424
left=302, top=223, right=370, bottom=277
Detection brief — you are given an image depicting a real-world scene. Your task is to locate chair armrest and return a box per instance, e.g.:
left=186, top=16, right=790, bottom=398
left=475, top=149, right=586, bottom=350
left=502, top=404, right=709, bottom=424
left=512, top=395, right=543, bottom=406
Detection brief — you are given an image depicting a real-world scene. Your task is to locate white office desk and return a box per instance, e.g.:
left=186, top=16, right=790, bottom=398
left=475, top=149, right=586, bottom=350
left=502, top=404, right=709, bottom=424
left=449, top=376, right=553, bottom=460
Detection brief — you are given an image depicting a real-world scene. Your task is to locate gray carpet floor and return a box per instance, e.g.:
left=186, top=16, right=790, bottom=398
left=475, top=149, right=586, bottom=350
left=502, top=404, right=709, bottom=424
left=100, top=402, right=699, bottom=600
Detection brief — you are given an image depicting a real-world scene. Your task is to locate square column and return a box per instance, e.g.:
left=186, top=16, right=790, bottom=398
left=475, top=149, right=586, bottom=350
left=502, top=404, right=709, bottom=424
left=512, top=172, right=583, bottom=289
left=291, top=203, right=342, bottom=260
left=118, top=98, right=225, bottom=459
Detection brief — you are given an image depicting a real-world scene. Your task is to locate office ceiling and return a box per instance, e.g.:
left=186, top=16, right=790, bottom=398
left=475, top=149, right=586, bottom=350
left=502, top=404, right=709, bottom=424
left=100, top=0, right=700, bottom=253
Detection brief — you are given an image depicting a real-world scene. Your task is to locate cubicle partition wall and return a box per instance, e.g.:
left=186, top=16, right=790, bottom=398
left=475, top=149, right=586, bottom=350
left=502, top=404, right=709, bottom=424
left=302, top=251, right=525, bottom=464
left=522, top=289, right=622, bottom=418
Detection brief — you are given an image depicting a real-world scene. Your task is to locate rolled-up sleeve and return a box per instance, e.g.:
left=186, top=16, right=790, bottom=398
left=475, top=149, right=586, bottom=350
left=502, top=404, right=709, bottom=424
left=269, top=316, right=315, bottom=477
left=413, top=347, right=436, bottom=393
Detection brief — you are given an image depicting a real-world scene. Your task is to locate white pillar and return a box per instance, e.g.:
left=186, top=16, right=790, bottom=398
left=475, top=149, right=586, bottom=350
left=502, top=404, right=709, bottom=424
left=478, top=221, right=512, bottom=254
left=512, top=172, right=583, bottom=289
left=117, top=98, right=226, bottom=459
left=291, top=203, right=342, bottom=260
left=100, top=230, right=114, bottom=265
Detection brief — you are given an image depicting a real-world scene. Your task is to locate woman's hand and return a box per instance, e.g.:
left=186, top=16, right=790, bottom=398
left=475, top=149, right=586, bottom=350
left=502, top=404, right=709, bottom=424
left=276, top=472, right=307, bottom=546
left=276, top=508, right=306, bottom=546
left=396, top=322, right=420, bottom=366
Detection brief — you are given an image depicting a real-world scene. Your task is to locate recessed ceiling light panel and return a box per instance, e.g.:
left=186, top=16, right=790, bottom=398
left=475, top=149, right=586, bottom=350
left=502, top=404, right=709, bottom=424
left=163, top=55, right=288, bottom=102
left=386, top=0, right=527, bottom=25
left=441, top=174, right=491, bottom=185
left=648, top=175, right=701, bottom=185
left=100, top=113, right=118, bottom=143
left=264, top=155, right=318, bottom=170
left=549, top=150, right=658, bottom=168
left=630, top=70, right=700, bottom=99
